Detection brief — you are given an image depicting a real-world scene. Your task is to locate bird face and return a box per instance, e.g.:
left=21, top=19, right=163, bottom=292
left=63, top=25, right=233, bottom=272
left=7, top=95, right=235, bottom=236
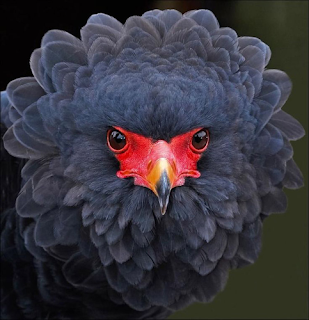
left=107, top=126, right=210, bottom=214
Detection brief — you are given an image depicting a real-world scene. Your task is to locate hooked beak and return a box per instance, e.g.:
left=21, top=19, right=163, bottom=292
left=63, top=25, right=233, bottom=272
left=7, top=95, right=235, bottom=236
left=146, top=158, right=176, bottom=215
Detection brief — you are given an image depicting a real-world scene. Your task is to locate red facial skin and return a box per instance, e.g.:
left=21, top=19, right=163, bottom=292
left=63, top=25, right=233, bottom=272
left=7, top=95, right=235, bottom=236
left=107, top=127, right=209, bottom=190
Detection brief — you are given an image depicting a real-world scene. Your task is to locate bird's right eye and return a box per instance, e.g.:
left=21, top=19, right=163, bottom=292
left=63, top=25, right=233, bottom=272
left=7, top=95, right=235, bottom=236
left=107, top=129, right=127, bottom=152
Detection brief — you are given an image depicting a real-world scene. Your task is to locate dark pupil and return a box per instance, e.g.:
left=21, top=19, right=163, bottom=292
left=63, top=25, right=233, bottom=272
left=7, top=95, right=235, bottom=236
left=192, top=130, right=208, bottom=149
left=109, top=130, right=126, bottom=150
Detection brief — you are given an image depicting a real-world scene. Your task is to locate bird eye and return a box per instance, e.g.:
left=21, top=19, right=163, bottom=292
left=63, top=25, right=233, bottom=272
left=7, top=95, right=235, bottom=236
left=108, top=129, right=127, bottom=151
left=191, top=129, right=210, bottom=151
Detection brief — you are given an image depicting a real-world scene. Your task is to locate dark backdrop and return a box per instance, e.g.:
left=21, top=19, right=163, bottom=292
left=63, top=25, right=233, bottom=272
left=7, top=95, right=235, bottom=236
left=0, top=1, right=308, bottom=319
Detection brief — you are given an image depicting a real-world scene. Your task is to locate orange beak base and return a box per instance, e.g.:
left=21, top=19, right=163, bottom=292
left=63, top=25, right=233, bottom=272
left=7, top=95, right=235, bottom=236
left=146, top=158, right=177, bottom=214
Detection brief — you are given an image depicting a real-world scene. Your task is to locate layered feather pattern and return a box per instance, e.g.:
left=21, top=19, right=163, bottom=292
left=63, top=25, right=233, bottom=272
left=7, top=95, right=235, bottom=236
left=1, top=9, right=304, bottom=319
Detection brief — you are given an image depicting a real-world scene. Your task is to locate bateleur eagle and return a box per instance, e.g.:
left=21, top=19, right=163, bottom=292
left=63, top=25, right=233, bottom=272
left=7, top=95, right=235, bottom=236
left=0, top=9, right=305, bottom=320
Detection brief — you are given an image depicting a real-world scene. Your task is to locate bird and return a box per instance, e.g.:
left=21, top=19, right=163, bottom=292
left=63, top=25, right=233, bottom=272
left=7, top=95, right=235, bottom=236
left=0, top=8, right=305, bottom=320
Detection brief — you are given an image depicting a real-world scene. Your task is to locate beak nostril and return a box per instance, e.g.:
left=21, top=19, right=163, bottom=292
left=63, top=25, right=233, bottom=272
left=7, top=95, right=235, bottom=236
left=171, top=159, right=177, bottom=172
left=147, top=160, right=152, bottom=171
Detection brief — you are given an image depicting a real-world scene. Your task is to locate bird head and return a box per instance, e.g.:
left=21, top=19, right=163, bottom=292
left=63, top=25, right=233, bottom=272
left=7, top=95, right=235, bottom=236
left=2, top=9, right=304, bottom=314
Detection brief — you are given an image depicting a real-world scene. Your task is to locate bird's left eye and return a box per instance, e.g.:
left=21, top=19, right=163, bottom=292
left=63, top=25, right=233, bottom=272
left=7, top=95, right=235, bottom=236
left=107, top=129, right=127, bottom=152
left=191, top=128, right=210, bottom=152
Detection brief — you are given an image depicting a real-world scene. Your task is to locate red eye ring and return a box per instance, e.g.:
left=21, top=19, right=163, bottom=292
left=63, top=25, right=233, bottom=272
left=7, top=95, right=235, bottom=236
left=107, top=128, right=129, bottom=153
left=190, top=128, right=210, bottom=153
